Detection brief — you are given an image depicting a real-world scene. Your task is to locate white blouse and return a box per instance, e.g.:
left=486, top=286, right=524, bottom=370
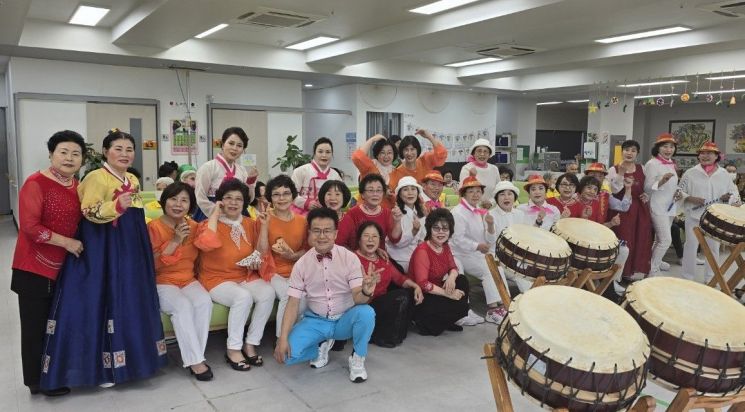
left=459, top=163, right=500, bottom=204
left=644, top=157, right=679, bottom=216
left=678, top=164, right=740, bottom=220
left=195, top=154, right=252, bottom=217
left=386, top=205, right=425, bottom=272
left=291, top=161, right=342, bottom=212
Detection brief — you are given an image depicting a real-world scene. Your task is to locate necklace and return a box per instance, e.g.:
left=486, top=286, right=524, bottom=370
left=49, top=167, right=73, bottom=186
left=427, top=240, right=443, bottom=253
left=361, top=203, right=381, bottom=215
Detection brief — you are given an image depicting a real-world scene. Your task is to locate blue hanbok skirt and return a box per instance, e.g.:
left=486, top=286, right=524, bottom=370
left=40, top=207, right=167, bottom=389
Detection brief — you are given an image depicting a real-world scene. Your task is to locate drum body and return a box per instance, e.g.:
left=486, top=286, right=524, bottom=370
left=552, top=218, right=619, bottom=272
left=699, top=204, right=745, bottom=246
left=497, top=285, right=649, bottom=411
left=496, top=224, right=572, bottom=281
left=625, top=277, right=745, bottom=394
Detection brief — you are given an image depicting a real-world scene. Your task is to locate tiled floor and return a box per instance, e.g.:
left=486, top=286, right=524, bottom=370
left=0, top=215, right=737, bottom=411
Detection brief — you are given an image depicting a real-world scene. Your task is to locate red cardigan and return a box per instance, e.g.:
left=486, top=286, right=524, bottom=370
left=12, top=172, right=82, bottom=280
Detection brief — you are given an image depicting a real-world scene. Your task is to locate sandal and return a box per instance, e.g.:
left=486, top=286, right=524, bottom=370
left=225, top=352, right=251, bottom=371
left=190, top=364, right=214, bottom=381
left=241, top=348, right=263, bottom=367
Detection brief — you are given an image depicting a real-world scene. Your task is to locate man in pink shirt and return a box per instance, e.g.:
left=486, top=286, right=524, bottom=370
left=274, top=207, right=378, bottom=383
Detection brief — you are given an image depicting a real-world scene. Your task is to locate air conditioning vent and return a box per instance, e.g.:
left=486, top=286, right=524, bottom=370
left=698, top=1, right=745, bottom=18
left=234, top=7, right=326, bottom=28
left=476, top=44, right=539, bottom=58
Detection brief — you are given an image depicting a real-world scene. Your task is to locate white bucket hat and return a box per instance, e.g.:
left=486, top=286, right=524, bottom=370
left=494, top=180, right=519, bottom=198
left=470, top=138, right=494, bottom=155
left=395, top=176, right=423, bottom=196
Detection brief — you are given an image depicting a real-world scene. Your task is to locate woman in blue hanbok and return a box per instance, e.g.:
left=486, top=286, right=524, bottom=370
left=41, top=129, right=167, bottom=390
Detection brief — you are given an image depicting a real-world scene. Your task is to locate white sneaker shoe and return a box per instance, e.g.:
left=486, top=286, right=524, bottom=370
left=484, top=306, right=508, bottom=324
left=466, top=309, right=485, bottom=324
left=99, top=382, right=115, bottom=388
left=696, top=257, right=705, bottom=265
left=309, top=339, right=334, bottom=369
left=348, top=353, right=367, bottom=383
left=455, top=316, right=479, bottom=327
left=660, top=261, right=671, bottom=271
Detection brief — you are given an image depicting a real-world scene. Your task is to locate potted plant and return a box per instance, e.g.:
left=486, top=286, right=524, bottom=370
left=273, top=135, right=311, bottom=172
left=82, top=142, right=105, bottom=178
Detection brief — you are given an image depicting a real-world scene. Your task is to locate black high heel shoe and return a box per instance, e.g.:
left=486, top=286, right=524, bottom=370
left=225, top=352, right=251, bottom=371
left=189, top=364, right=214, bottom=381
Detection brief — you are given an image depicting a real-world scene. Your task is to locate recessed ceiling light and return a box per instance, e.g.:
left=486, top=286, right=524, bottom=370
left=195, top=24, right=229, bottom=39
left=536, top=101, right=562, bottom=105
left=69, top=5, right=110, bottom=26
left=620, top=80, right=688, bottom=87
left=286, top=36, right=339, bottom=51
left=705, top=74, right=745, bottom=80
left=566, top=99, right=590, bottom=103
left=694, top=88, right=745, bottom=95
left=409, top=0, right=479, bottom=15
left=304, top=83, right=314, bottom=88
left=634, top=93, right=678, bottom=99
left=595, top=26, right=691, bottom=44
left=445, top=57, right=500, bottom=67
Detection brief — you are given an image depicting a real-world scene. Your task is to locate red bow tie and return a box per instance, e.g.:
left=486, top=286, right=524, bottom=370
left=316, top=251, right=333, bottom=262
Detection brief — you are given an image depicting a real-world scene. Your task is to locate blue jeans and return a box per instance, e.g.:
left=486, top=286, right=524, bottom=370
left=285, top=305, right=375, bottom=365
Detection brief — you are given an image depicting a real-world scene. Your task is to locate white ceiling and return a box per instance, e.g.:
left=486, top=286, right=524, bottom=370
left=3, top=0, right=745, bottom=99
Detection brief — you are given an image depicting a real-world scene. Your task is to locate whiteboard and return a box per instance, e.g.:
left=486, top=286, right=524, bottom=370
left=17, top=99, right=86, bottom=182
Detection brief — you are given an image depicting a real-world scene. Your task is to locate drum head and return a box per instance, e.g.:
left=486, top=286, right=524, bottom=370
left=500, top=224, right=572, bottom=258
left=707, top=203, right=745, bottom=224
left=509, top=285, right=649, bottom=373
left=553, top=218, right=619, bottom=250
left=626, top=277, right=745, bottom=351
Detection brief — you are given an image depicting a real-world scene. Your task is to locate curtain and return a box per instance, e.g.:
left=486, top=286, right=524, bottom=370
left=366, top=112, right=402, bottom=138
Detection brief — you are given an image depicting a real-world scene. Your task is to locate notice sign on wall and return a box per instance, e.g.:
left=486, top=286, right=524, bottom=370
left=171, top=119, right=198, bottom=155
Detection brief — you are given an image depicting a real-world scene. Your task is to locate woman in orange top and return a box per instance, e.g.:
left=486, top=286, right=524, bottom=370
left=148, top=182, right=216, bottom=381
left=388, top=128, right=448, bottom=192
left=260, top=175, right=309, bottom=337
left=197, top=179, right=273, bottom=371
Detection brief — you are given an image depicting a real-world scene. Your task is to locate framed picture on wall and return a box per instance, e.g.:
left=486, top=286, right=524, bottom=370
left=669, top=119, right=715, bottom=155
left=725, top=123, right=745, bottom=154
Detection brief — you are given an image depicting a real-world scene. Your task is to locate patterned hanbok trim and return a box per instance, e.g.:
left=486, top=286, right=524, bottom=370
left=103, top=352, right=112, bottom=368
left=46, top=320, right=56, bottom=335
left=43, top=355, right=50, bottom=373
left=113, top=351, right=126, bottom=368
left=107, top=319, right=114, bottom=334
left=156, top=339, right=167, bottom=356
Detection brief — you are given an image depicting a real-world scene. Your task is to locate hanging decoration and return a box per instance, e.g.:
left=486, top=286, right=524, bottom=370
left=680, top=77, right=690, bottom=102
left=728, top=72, right=737, bottom=107
left=705, top=75, right=714, bottom=102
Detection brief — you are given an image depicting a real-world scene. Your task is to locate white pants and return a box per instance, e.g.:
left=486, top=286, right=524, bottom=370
left=650, top=213, right=674, bottom=274
left=615, top=244, right=629, bottom=281
left=210, top=280, right=275, bottom=350
left=270, top=274, right=306, bottom=337
left=157, top=282, right=213, bottom=367
left=682, top=216, right=719, bottom=283
left=502, top=266, right=534, bottom=293
left=455, top=253, right=503, bottom=305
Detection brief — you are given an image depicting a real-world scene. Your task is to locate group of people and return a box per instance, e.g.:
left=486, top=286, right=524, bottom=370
left=11, top=126, right=739, bottom=398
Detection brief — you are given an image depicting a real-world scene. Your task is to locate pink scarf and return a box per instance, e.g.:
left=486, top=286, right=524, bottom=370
left=426, top=199, right=442, bottom=209
left=529, top=204, right=555, bottom=215
left=466, top=155, right=488, bottom=168
left=309, top=161, right=331, bottom=196
left=703, top=163, right=718, bottom=175
left=216, top=154, right=236, bottom=182
left=460, top=198, right=487, bottom=215
left=656, top=156, right=676, bottom=169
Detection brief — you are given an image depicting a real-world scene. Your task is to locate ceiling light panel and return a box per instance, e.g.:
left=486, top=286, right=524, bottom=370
left=536, top=101, right=562, bottom=105
left=445, top=57, right=500, bottom=67
left=69, top=5, right=110, bottom=26
left=409, top=0, right=479, bottom=15
left=694, top=88, right=745, bottom=95
left=286, top=36, right=339, bottom=50
left=634, top=93, right=678, bottom=99
left=595, top=26, right=691, bottom=44
left=566, top=99, right=590, bottom=103
left=195, top=24, right=229, bottom=39
left=705, top=74, right=745, bottom=80
left=620, top=80, right=689, bottom=87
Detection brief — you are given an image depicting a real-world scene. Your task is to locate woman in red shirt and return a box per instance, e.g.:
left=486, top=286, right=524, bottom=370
left=11, top=130, right=85, bottom=396
left=355, top=222, right=422, bottom=348
left=547, top=173, right=583, bottom=218
left=408, top=208, right=470, bottom=336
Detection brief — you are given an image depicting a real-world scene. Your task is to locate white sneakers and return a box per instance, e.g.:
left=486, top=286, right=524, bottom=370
left=309, top=339, right=334, bottom=369
left=484, top=306, right=508, bottom=324
left=696, top=257, right=705, bottom=265
left=659, top=261, right=671, bottom=271
left=455, top=309, right=485, bottom=326
left=310, top=339, right=368, bottom=383
left=348, top=353, right=367, bottom=383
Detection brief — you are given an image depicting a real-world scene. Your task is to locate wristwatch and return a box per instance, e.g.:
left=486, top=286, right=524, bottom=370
left=361, top=288, right=373, bottom=298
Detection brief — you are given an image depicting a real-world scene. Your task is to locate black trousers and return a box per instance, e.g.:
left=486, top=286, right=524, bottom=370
left=10, top=269, right=54, bottom=388
left=412, top=275, right=470, bottom=336
left=369, top=288, right=414, bottom=345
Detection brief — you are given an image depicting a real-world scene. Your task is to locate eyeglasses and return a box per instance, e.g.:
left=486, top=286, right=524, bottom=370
left=271, top=191, right=292, bottom=199
left=431, top=225, right=450, bottom=233
left=310, top=228, right=336, bottom=237
left=364, top=189, right=385, bottom=194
